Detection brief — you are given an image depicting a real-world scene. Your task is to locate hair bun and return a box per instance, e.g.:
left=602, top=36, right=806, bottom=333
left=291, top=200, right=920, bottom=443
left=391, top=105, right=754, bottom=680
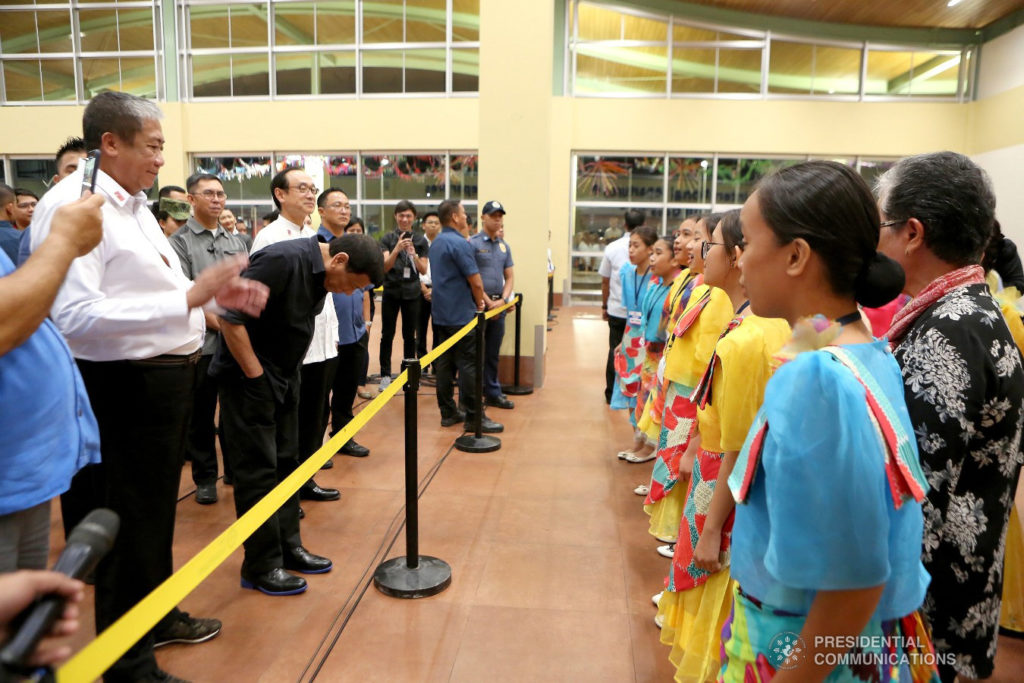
left=854, top=252, right=905, bottom=308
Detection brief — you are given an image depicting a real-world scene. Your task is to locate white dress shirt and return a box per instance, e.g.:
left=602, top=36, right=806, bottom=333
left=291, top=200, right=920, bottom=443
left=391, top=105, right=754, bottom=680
left=250, top=216, right=338, bottom=365
left=30, top=168, right=204, bottom=361
left=598, top=234, right=630, bottom=318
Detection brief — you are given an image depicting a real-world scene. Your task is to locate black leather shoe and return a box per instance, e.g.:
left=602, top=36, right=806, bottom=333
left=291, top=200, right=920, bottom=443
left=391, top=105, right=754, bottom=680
left=338, top=440, right=370, bottom=457
left=283, top=546, right=333, bottom=574
left=466, top=416, right=504, bottom=433
left=299, top=481, right=340, bottom=502
left=485, top=395, right=515, bottom=410
left=320, top=458, right=334, bottom=469
left=440, top=411, right=466, bottom=427
left=195, top=483, right=217, bottom=505
left=240, top=568, right=307, bottom=596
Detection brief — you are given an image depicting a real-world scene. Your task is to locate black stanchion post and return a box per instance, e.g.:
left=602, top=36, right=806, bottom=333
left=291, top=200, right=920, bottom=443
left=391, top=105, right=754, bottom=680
left=373, top=358, right=451, bottom=598
left=455, top=312, right=501, bottom=453
left=502, top=294, right=533, bottom=396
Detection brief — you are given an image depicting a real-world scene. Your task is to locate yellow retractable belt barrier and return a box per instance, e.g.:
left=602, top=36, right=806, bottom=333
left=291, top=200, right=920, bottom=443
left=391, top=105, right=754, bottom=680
left=57, top=295, right=519, bottom=682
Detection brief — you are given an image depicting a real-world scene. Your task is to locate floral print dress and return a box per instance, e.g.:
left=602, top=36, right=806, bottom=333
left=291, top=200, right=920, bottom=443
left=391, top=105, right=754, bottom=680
left=892, top=283, right=1024, bottom=679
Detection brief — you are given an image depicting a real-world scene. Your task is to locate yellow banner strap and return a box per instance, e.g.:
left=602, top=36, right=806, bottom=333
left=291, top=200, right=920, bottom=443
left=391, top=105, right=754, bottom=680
left=55, top=296, right=520, bottom=681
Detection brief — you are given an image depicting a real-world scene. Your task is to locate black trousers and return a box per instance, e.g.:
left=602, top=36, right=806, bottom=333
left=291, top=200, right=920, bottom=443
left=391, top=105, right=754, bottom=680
left=187, top=354, right=233, bottom=485
left=358, top=330, right=370, bottom=385
left=75, top=358, right=197, bottom=682
left=218, top=374, right=302, bottom=576
left=379, top=291, right=419, bottom=377
left=483, top=311, right=506, bottom=399
left=330, top=341, right=367, bottom=442
left=298, top=357, right=338, bottom=463
left=434, top=324, right=478, bottom=423
left=416, top=293, right=432, bottom=363
left=606, top=315, right=626, bottom=403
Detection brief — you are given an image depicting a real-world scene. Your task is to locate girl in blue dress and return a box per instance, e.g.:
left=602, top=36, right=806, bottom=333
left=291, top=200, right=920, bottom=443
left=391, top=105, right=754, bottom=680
left=720, top=161, right=941, bottom=682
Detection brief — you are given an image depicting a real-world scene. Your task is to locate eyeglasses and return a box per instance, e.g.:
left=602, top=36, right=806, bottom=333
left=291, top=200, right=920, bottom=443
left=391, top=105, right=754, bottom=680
left=701, top=240, right=727, bottom=259
left=290, top=184, right=319, bottom=196
left=325, top=202, right=350, bottom=210
left=195, top=190, right=227, bottom=200
left=880, top=218, right=905, bottom=228
left=16, top=201, right=37, bottom=209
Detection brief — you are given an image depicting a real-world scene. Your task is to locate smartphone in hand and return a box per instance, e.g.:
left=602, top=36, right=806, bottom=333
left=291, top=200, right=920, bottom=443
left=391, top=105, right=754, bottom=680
left=80, top=149, right=101, bottom=196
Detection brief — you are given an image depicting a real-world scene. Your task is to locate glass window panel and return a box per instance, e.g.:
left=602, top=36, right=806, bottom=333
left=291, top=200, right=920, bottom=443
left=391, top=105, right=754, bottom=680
left=620, top=14, right=668, bottom=42
left=768, top=41, right=813, bottom=95
left=316, top=1, right=356, bottom=44
left=82, top=57, right=156, bottom=98
left=324, top=155, right=359, bottom=198
left=865, top=50, right=915, bottom=96
left=225, top=201, right=274, bottom=237
left=813, top=45, right=861, bottom=95
left=3, top=59, right=77, bottom=102
left=668, top=157, right=713, bottom=204
left=671, top=48, right=715, bottom=92
left=716, top=158, right=801, bottom=205
left=192, top=156, right=275, bottom=202
left=666, top=207, right=710, bottom=227
left=577, top=156, right=664, bottom=202
left=452, top=0, right=479, bottom=42
left=362, top=49, right=445, bottom=93
left=671, top=23, right=717, bottom=43
left=274, top=2, right=316, bottom=46
left=11, top=159, right=57, bottom=198
left=2, top=11, right=72, bottom=54
left=362, top=5, right=404, bottom=43
left=570, top=255, right=604, bottom=295
left=191, top=4, right=268, bottom=49
left=361, top=154, right=445, bottom=200
left=858, top=159, right=896, bottom=188
left=318, top=51, right=356, bottom=94
left=406, top=0, right=447, bottom=42
left=79, top=9, right=154, bottom=52
left=716, top=48, right=761, bottom=93
left=908, top=52, right=960, bottom=96
left=275, top=52, right=315, bottom=95
left=192, top=54, right=231, bottom=97
left=576, top=1, right=628, bottom=41
left=358, top=204, right=393, bottom=239
left=450, top=154, right=478, bottom=200
left=576, top=45, right=667, bottom=95
left=573, top=206, right=663, bottom=246
left=452, top=47, right=479, bottom=92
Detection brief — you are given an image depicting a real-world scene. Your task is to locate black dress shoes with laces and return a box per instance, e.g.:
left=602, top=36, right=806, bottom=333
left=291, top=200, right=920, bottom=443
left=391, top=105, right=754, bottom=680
left=283, top=546, right=333, bottom=574
left=299, top=481, right=341, bottom=501
left=240, top=568, right=307, bottom=596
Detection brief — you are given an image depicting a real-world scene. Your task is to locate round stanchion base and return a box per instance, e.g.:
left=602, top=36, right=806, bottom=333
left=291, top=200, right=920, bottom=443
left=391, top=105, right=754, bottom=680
left=373, top=555, right=452, bottom=598
left=501, top=384, right=534, bottom=396
left=454, top=434, right=501, bottom=453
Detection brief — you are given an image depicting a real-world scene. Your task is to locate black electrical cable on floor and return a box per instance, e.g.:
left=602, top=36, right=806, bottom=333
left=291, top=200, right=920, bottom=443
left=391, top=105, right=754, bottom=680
left=299, top=435, right=464, bottom=682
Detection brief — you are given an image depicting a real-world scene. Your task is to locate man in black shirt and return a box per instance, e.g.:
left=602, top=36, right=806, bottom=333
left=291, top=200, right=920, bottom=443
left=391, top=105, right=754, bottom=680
left=211, top=234, right=384, bottom=596
left=378, top=199, right=429, bottom=390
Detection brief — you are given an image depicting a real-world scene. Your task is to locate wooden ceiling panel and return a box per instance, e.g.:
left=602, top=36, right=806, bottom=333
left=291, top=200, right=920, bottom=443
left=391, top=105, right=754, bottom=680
left=675, top=0, right=1022, bottom=30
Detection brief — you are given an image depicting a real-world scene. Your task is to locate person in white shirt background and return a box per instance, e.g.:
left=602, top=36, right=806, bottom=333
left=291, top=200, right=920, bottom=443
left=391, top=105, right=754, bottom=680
left=249, top=166, right=341, bottom=506
left=28, top=90, right=268, bottom=683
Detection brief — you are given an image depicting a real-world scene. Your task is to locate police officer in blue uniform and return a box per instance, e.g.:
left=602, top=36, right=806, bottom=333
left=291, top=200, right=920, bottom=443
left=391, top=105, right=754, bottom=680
left=468, top=201, right=515, bottom=409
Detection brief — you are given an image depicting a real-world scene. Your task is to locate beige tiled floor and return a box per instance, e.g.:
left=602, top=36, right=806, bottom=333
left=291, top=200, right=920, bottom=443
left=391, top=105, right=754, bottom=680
left=46, top=307, right=1024, bottom=682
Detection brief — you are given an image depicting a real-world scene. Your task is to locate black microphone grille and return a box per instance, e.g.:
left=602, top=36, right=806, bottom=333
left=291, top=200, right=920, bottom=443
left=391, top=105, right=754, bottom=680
left=67, top=508, right=120, bottom=555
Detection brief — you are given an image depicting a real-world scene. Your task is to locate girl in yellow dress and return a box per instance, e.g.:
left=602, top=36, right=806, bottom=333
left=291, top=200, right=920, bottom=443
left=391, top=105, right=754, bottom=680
left=656, top=210, right=790, bottom=682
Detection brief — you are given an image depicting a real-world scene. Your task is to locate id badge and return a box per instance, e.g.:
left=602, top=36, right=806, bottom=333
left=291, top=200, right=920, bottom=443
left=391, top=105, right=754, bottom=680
left=628, top=310, right=642, bottom=326
left=403, top=267, right=411, bottom=279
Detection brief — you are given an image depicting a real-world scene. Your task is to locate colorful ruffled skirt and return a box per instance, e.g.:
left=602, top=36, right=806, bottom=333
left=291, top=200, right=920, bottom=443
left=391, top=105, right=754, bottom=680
left=646, top=381, right=698, bottom=505
left=632, top=342, right=664, bottom=430
left=657, top=569, right=735, bottom=683
left=645, top=480, right=687, bottom=541
left=611, top=326, right=645, bottom=412
left=719, top=585, right=941, bottom=682
left=1000, top=506, right=1023, bottom=633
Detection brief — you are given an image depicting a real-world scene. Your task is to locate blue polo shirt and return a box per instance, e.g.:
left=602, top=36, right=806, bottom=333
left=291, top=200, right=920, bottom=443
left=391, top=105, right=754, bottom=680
left=0, top=250, right=101, bottom=516
left=429, top=226, right=479, bottom=327
left=0, top=221, right=21, bottom=264
left=468, top=231, right=514, bottom=296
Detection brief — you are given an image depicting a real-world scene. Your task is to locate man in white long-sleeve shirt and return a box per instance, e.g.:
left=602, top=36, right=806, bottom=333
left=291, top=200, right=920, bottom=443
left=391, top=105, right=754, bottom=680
left=28, top=91, right=268, bottom=683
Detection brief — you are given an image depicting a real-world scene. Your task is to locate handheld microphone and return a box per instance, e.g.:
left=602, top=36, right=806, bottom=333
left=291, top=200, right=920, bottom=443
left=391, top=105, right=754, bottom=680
left=0, top=509, right=119, bottom=672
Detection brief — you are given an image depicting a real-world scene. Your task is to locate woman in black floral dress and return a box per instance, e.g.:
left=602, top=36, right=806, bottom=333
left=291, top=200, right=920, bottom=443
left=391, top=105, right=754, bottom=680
left=876, top=151, right=1024, bottom=682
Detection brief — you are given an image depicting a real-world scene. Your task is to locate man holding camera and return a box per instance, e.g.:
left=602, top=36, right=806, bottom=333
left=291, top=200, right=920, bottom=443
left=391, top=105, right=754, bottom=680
left=378, top=200, right=429, bottom=391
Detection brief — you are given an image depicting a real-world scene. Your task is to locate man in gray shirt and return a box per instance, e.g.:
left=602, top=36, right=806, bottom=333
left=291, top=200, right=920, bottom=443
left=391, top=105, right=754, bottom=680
left=170, top=172, right=249, bottom=505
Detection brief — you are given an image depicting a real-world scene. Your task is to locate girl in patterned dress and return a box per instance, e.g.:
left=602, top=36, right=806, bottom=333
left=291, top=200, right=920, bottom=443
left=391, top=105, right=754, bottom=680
left=623, top=236, right=683, bottom=465
left=612, top=226, right=657, bottom=457
left=656, top=211, right=791, bottom=682
left=722, top=160, right=939, bottom=682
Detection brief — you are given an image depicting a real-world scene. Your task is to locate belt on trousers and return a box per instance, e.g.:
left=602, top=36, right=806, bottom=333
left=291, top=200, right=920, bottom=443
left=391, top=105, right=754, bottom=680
left=127, top=349, right=202, bottom=367
left=488, top=293, right=503, bottom=301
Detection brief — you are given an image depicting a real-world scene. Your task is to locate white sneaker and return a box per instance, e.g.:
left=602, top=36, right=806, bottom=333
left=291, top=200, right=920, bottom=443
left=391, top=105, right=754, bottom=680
left=634, top=484, right=649, bottom=496
left=378, top=375, right=392, bottom=393
left=651, top=591, right=663, bottom=607
left=654, top=614, right=664, bottom=629
left=657, top=544, right=675, bottom=558
left=655, top=535, right=676, bottom=544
